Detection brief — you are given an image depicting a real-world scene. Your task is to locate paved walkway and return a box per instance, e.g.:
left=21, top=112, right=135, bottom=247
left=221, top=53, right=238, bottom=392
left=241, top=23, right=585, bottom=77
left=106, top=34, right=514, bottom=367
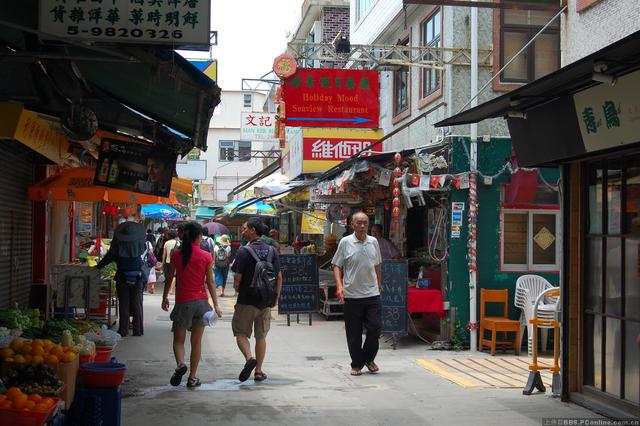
left=114, top=282, right=601, bottom=426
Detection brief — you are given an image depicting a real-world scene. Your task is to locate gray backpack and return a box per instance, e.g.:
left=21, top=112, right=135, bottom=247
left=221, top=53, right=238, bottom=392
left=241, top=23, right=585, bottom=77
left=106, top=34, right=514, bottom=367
left=244, top=245, right=277, bottom=309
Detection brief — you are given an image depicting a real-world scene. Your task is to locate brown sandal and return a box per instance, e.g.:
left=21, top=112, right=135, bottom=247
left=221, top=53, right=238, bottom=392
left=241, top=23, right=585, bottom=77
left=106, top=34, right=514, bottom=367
left=365, top=362, right=379, bottom=373
left=254, top=372, right=267, bottom=381
left=350, top=368, right=362, bottom=376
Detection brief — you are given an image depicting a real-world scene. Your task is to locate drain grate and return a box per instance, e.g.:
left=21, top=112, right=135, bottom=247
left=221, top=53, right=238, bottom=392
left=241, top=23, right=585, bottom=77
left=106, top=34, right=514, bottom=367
left=305, top=356, right=323, bottom=361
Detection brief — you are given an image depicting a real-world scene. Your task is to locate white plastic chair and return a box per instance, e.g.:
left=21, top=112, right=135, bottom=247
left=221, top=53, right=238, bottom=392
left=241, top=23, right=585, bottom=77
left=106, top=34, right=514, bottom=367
left=514, top=275, right=559, bottom=355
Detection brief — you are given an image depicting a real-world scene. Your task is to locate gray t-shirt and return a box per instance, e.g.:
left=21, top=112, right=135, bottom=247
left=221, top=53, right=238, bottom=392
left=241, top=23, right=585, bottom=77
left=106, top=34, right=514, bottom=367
left=331, top=234, right=382, bottom=299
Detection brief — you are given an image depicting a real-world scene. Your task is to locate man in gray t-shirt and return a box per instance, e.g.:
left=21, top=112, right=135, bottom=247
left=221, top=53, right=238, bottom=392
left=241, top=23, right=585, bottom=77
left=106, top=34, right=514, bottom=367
left=332, top=212, right=383, bottom=376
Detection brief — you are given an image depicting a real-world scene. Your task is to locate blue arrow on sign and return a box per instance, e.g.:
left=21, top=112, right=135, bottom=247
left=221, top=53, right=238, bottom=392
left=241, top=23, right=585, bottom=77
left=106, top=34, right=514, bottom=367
left=287, top=116, right=372, bottom=124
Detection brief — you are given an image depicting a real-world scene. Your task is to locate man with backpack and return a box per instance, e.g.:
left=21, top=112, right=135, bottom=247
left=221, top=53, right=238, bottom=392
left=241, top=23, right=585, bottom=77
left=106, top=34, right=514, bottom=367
left=213, top=234, right=231, bottom=297
left=231, top=218, right=282, bottom=382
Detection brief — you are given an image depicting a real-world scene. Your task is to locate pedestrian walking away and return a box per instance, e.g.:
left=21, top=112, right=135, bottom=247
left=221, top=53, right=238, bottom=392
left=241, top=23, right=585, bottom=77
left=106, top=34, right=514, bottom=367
left=97, top=218, right=148, bottom=337
left=213, top=234, right=231, bottom=297
left=162, top=222, right=223, bottom=388
left=231, top=218, right=282, bottom=382
left=332, top=211, right=383, bottom=376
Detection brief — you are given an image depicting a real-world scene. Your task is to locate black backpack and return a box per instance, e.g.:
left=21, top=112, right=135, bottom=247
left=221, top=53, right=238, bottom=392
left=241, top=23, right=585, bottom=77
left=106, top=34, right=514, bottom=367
left=244, top=245, right=277, bottom=309
left=200, top=237, right=213, bottom=254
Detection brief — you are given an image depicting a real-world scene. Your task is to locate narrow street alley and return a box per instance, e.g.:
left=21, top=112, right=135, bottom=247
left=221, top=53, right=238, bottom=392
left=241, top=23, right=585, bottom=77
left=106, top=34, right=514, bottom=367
left=114, top=281, right=600, bottom=426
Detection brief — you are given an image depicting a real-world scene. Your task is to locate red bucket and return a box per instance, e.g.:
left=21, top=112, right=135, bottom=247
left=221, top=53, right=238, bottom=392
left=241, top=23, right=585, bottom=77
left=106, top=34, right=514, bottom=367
left=80, top=353, right=95, bottom=365
left=94, top=346, right=113, bottom=362
left=81, top=359, right=127, bottom=388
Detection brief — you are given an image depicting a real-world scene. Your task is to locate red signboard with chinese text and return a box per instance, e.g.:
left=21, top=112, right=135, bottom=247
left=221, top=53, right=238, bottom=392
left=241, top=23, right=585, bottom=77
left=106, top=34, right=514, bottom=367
left=301, top=128, right=383, bottom=173
left=282, top=68, right=379, bottom=128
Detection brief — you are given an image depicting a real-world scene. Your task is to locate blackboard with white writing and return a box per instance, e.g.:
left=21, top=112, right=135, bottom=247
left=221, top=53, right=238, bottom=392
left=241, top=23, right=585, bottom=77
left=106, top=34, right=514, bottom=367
left=278, top=255, right=318, bottom=314
left=381, top=260, right=408, bottom=334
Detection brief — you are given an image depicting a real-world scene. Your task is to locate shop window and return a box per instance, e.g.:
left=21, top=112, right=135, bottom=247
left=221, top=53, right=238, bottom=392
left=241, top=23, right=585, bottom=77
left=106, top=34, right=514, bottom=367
left=393, top=36, right=410, bottom=121
left=420, top=8, right=441, bottom=99
left=499, top=0, right=560, bottom=83
left=219, top=140, right=251, bottom=162
left=501, top=210, right=559, bottom=271
left=243, top=94, right=252, bottom=108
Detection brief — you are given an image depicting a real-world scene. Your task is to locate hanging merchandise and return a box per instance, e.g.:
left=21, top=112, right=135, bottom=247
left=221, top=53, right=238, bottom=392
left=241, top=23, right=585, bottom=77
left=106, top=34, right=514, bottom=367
left=390, top=152, right=402, bottom=234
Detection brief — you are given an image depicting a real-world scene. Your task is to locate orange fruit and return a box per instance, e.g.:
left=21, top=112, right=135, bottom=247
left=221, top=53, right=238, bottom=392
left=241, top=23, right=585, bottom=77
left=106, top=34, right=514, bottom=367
left=13, top=354, right=25, bottom=364
left=41, top=397, right=54, bottom=408
left=32, top=355, right=44, bottom=365
left=10, top=339, right=23, bottom=353
left=6, top=387, right=23, bottom=400
left=61, top=352, right=76, bottom=363
left=28, top=394, right=42, bottom=402
left=24, top=354, right=33, bottom=363
left=21, top=344, right=32, bottom=355
left=24, top=400, right=36, bottom=410
left=50, top=345, right=63, bottom=357
left=45, top=354, right=59, bottom=365
left=32, top=345, right=45, bottom=357
left=0, top=347, right=13, bottom=359
left=0, top=394, right=7, bottom=402
left=0, top=400, right=12, bottom=409
left=34, top=402, right=50, bottom=412
left=13, top=394, right=28, bottom=409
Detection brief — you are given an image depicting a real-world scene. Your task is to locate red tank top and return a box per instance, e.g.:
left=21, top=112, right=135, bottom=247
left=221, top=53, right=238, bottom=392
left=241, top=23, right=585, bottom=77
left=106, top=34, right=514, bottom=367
left=171, top=244, right=213, bottom=304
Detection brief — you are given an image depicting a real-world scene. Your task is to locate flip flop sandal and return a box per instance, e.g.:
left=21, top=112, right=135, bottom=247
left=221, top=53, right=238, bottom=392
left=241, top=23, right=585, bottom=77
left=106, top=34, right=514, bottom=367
left=170, top=363, right=188, bottom=386
left=350, top=368, right=363, bottom=376
left=365, top=362, right=379, bottom=373
left=254, top=372, right=267, bottom=382
left=239, top=358, right=257, bottom=382
left=186, top=377, right=202, bottom=388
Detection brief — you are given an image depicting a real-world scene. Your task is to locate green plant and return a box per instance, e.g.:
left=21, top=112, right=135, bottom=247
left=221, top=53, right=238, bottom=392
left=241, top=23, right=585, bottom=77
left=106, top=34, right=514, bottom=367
left=450, top=320, right=465, bottom=351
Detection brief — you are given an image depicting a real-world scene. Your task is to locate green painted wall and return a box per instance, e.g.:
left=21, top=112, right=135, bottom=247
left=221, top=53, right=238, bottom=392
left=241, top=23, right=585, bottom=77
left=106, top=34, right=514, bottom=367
left=447, top=136, right=560, bottom=344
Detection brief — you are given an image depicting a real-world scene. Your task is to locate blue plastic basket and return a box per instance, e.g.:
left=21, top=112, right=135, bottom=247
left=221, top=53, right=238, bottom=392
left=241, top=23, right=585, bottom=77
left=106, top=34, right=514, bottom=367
left=69, top=386, right=122, bottom=426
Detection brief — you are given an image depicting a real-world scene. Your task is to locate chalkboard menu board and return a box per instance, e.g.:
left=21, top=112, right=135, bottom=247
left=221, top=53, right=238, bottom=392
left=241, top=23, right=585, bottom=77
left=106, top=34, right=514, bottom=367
left=380, top=260, right=408, bottom=334
left=278, top=254, right=318, bottom=315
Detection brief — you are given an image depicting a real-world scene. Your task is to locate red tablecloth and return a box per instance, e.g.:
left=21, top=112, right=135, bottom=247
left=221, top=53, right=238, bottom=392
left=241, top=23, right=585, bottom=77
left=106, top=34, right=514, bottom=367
left=407, top=288, right=445, bottom=317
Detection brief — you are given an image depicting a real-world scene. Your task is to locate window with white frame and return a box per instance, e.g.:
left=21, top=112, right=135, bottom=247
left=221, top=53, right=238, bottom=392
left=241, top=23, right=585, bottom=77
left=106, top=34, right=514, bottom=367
left=356, top=0, right=373, bottom=23
left=502, top=210, right=560, bottom=271
left=421, top=8, right=441, bottom=98
left=243, top=94, right=252, bottom=108
left=219, top=140, right=251, bottom=162
left=393, top=37, right=410, bottom=117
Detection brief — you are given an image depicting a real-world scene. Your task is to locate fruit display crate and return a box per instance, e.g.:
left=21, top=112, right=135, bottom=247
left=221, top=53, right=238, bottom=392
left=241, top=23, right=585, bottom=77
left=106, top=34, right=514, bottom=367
left=0, top=397, right=60, bottom=426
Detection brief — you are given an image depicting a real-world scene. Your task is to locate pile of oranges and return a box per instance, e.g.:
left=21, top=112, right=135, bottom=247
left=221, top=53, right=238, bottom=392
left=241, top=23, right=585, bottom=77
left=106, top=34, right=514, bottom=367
left=0, top=338, right=77, bottom=365
left=0, top=387, right=56, bottom=412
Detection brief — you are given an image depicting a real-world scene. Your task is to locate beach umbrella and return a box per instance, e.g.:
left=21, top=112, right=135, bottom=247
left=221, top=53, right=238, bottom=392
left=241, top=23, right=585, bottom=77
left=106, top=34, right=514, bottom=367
left=141, top=204, right=183, bottom=220
left=203, top=221, right=230, bottom=236
left=222, top=199, right=277, bottom=217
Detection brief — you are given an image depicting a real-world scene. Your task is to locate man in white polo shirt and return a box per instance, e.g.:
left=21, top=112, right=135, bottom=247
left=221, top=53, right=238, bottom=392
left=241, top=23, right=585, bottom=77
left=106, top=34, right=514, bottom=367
left=332, top=211, right=383, bottom=376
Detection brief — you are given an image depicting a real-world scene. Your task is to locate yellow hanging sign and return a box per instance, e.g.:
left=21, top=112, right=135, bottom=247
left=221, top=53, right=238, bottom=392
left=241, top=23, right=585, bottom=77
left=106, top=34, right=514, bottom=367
left=301, top=210, right=326, bottom=235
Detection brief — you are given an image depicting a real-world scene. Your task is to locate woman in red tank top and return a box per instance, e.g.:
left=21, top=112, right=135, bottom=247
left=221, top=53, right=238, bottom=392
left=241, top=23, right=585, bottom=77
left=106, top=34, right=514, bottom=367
left=162, top=222, right=222, bottom=388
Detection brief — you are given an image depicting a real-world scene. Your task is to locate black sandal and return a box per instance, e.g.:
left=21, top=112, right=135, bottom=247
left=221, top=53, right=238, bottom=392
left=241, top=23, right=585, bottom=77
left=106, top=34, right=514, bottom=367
left=186, top=377, right=202, bottom=388
left=170, top=363, right=188, bottom=386
left=239, top=358, right=257, bottom=382
left=254, top=371, right=267, bottom=382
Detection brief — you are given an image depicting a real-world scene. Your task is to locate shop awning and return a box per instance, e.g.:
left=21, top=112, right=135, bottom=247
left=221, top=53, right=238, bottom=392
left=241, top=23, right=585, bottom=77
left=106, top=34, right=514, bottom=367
left=434, top=29, right=640, bottom=166
left=227, top=161, right=281, bottom=201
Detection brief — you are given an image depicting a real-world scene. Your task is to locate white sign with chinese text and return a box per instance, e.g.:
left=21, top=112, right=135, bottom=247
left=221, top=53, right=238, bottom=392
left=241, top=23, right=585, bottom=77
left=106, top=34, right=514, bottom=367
left=39, top=0, right=210, bottom=46
left=240, top=112, right=277, bottom=141
left=284, top=127, right=303, bottom=180
left=574, top=70, right=640, bottom=153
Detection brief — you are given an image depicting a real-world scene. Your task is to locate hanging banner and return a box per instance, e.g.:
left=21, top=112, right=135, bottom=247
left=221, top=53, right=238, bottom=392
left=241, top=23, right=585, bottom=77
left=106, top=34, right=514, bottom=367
left=282, top=68, right=380, bottom=128
left=301, top=128, right=383, bottom=173
left=301, top=210, right=326, bottom=234
left=39, top=0, right=211, bottom=46
left=94, top=138, right=177, bottom=197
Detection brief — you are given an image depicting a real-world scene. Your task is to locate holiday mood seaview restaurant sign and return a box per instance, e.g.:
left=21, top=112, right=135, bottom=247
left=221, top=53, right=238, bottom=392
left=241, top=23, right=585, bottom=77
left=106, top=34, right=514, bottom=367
left=39, top=0, right=210, bottom=46
left=282, top=68, right=380, bottom=129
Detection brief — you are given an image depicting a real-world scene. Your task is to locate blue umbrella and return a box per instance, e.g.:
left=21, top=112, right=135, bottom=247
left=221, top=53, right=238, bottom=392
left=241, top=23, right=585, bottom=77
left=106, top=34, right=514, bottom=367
left=222, top=199, right=277, bottom=217
left=141, top=204, right=183, bottom=220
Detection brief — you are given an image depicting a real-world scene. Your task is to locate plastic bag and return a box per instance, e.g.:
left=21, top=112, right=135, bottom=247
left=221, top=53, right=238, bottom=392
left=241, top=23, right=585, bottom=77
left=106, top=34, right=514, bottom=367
left=84, top=324, right=121, bottom=347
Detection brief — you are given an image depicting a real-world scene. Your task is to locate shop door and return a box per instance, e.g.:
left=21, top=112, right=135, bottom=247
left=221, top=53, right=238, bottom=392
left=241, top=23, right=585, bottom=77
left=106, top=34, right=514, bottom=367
left=0, top=140, right=34, bottom=308
left=584, top=156, right=640, bottom=413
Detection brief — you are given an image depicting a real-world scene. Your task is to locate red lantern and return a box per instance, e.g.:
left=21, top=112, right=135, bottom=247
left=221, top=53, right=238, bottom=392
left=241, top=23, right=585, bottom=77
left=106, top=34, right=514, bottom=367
left=392, top=206, right=400, bottom=218
left=393, top=167, right=402, bottom=177
left=392, top=197, right=400, bottom=207
left=392, top=187, right=401, bottom=197
left=394, top=152, right=402, bottom=164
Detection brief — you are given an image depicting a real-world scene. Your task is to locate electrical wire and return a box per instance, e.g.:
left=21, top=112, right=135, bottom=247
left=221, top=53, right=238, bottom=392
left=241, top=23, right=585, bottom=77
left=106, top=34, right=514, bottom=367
left=427, top=206, right=448, bottom=263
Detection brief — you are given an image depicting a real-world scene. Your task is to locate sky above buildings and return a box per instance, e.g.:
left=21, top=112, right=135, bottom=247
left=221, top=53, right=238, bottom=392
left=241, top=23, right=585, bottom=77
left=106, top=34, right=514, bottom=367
left=180, top=0, right=304, bottom=91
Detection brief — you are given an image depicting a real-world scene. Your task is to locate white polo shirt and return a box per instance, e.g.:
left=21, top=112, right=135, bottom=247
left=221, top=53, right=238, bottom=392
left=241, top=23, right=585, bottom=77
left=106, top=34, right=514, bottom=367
left=331, top=233, right=382, bottom=299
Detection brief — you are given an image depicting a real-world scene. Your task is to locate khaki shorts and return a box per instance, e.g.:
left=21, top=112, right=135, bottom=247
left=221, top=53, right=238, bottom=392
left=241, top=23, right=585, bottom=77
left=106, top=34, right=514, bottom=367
left=232, top=304, right=271, bottom=339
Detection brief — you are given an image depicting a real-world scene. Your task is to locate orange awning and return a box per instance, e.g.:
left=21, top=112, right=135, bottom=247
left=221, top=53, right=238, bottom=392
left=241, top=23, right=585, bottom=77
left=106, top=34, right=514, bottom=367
left=28, top=168, right=178, bottom=205
left=172, top=177, right=193, bottom=196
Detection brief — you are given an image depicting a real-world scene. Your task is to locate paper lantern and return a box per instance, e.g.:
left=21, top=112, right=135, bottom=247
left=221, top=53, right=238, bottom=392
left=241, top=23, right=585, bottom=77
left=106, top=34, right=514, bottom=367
left=394, top=152, right=402, bottom=164
left=392, top=206, right=400, bottom=218
left=392, top=197, right=400, bottom=207
left=393, top=167, right=402, bottom=177
left=392, top=187, right=401, bottom=197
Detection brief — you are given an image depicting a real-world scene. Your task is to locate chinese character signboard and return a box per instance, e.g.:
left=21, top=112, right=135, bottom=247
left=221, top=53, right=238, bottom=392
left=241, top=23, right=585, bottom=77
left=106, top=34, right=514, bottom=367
left=282, top=68, right=380, bottom=128
left=574, top=70, right=640, bottom=153
left=39, top=0, right=210, bottom=46
left=301, top=210, right=326, bottom=235
left=302, top=128, right=382, bottom=173
left=94, top=139, right=177, bottom=197
left=282, top=127, right=303, bottom=180
left=241, top=112, right=277, bottom=141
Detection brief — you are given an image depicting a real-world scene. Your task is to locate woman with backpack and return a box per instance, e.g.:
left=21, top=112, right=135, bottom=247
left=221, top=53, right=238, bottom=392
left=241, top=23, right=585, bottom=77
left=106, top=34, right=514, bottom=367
left=162, top=222, right=222, bottom=388
left=213, top=234, right=231, bottom=297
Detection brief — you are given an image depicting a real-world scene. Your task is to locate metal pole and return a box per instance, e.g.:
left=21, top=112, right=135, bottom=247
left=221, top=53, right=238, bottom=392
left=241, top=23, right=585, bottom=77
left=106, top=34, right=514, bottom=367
left=469, top=2, right=479, bottom=353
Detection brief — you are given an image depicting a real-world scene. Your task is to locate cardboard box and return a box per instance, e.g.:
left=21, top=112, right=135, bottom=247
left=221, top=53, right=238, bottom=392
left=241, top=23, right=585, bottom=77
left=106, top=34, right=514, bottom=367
left=1, top=357, right=79, bottom=409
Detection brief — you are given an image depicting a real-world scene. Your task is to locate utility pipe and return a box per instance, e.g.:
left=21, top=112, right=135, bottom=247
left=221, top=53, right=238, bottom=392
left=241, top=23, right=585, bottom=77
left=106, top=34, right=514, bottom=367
left=469, top=1, right=478, bottom=352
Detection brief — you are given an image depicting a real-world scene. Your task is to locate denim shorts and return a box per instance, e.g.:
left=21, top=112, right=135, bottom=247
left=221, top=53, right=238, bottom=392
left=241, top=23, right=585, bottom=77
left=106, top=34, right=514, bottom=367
left=170, top=298, right=211, bottom=332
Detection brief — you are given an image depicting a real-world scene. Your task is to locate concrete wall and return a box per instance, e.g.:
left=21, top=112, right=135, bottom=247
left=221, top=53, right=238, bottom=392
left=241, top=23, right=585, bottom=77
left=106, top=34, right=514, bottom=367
left=562, top=0, right=640, bottom=65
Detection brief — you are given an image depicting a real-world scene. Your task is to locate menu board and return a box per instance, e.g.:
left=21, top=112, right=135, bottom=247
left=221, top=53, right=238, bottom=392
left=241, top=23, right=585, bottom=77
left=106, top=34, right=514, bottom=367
left=381, top=260, right=408, bottom=334
left=278, top=255, right=318, bottom=314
